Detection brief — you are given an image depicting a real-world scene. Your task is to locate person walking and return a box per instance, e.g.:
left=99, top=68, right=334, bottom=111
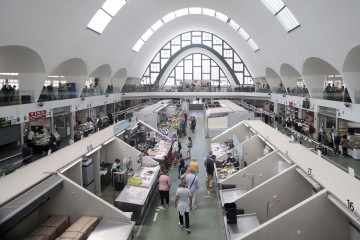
left=190, top=116, right=196, bottom=133
left=21, top=143, right=32, bottom=165
left=172, top=138, right=179, bottom=162
left=328, top=131, right=334, bottom=149
left=185, top=168, right=199, bottom=210
left=186, top=136, right=192, bottom=159
left=178, top=153, right=185, bottom=178
left=158, top=169, right=171, bottom=208
left=204, top=150, right=212, bottom=167
left=340, top=135, right=349, bottom=156
left=321, top=131, right=328, bottom=155
left=189, top=157, right=199, bottom=173
left=175, top=181, right=192, bottom=233
left=206, top=155, right=216, bottom=193
left=334, top=133, right=341, bottom=155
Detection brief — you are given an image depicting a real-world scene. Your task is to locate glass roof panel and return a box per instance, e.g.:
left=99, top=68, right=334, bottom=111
left=132, top=39, right=145, bottom=52
left=238, top=28, right=250, bottom=41
left=248, top=38, right=260, bottom=52
left=276, top=7, right=300, bottom=32
left=189, top=7, right=202, bottom=14
left=87, top=9, right=112, bottom=34
left=228, top=19, right=240, bottom=31
left=102, top=0, right=126, bottom=17
left=202, top=8, right=216, bottom=17
left=162, top=12, right=176, bottom=23
left=151, top=20, right=164, bottom=31
left=215, top=12, right=229, bottom=23
left=175, top=8, right=189, bottom=17
left=261, top=0, right=285, bottom=15
left=141, top=28, right=154, bottom=41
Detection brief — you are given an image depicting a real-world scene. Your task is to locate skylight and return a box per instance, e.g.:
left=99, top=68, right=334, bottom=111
left=162, top=12, right=176, bottom=23
left=248, top=38, right=260, bottom=52
left=102, top=0, right=126, bottom=17
left=141, top=28, right=154, bottom=41
left=238, top=28, right=250, bottom=41
left=189, top=7, right=202, bottom=15
left=228, top=20, right=240, bottom=31
left=261, top=0, right=300, bottom=32
left=261, top=0, right=285, bottom=15
left=151, top=20, right=164, bottom=31
left=132, top=39, right=145, bottom=52
left=87, top=9, right=112, bottom=34
left=215, top=12, right=228, bottom=22
left=202, top=8, right=216, bottom=17
left=175, top=8, right=189, bottom=17
left=276, top=7, right=300, bottom=32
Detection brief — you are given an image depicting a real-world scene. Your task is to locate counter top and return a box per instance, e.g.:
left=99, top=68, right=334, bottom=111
left=88, top=218, right=135, bottom=240
left=115, top=185, right=150, bottom=205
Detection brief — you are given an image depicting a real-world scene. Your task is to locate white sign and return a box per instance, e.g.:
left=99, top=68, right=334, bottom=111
left=233, top=134, right=243, bottom=156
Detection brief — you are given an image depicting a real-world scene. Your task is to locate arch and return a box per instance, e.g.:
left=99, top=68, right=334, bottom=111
left=280, top=63, right=306, bottom=94
left=265, top=67, right=284, bottom=93
left=48, top=58, right=88, bottom=97
left=159, top=48, right=237, bottom=87
left=89, top=64, right=112, bottom=94
left=303, top=57, right=341, bottom=99
left=141, top=31, right=254, bottom=86
left=0, top=45, right=47, bottom=103
left=343, top=45, right=360, bottom=103
left=111, top=68, right=127, bottom=93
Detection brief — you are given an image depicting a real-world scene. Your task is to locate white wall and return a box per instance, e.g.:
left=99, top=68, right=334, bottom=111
left=234, top=166, right=313, bottom=224
left=242, top=135, right=265, bottom=166
left=211, top=121, right=249, bottom=143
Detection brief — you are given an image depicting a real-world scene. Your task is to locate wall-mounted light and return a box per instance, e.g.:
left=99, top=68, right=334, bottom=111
left=81, top=97, right=85, bottom=101
left=84, top=145, right=102, bottom=157
left=103, top=137, right=115, bottom=146
left=344, top=102, right=351, bottom=108
left=59, top=158, right=82, bottom=173
left=38, top=102, right=44, bottom=107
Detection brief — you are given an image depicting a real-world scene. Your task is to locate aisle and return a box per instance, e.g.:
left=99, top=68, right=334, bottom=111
left=136, top=110, right=222, bottom=240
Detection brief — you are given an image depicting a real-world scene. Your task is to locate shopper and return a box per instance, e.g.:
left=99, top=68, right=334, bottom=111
left=206, top=155, right=216, bottom=193
left=175, top=181, right=192, bottom=233
left=177, top=138, right=182, bottom=154
left=189, top=157, right=199, bottom=173
left=340, top=135, right=349, bottom=156
left=185, top=168, right=199, bottom=210
left=21, top=143, right=32, bottom=165
left=172, top=138, right=179, bottom=161
left=190, top=116, right=196, bottom=133
left=328, top=131, right=334, bottom=148
left=178, top=153, right=185, bottom=178
left=157, top=165, right=166, bottom=178
left=334, top=133, right=342, bottom=155
left=158, top=169, right=171, bottom=208
left=204, top=150, right=212, bottom=167
left=321, top=131, right=328, bottom=155
left=161, top=155, right=169, bottom=169
left=180, top=164, right=189, bottom=182
left=50, top=133, right=58, bottom=153
left=186, top=136, right=192, bottom=159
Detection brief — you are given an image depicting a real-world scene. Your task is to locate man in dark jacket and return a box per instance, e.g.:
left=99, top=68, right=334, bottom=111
left=206, top=155, right=216, bottom=193
left=334, top=133, right=342, bottom=155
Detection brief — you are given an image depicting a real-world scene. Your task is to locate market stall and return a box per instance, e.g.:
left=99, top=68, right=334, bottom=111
left=133, top=99, right=172, bottom=129
left=31, top=129, right=61, bottom=154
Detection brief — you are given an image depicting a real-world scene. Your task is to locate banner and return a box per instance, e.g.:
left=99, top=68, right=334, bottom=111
left=233, top=134, right=243, bottom=156
left=29, top=110, right=47, bottom=121
left=113, top=119, right=130, bottom=136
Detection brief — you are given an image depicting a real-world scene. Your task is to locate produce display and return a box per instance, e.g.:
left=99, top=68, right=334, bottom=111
left=216, top=166, right=238, bottom=180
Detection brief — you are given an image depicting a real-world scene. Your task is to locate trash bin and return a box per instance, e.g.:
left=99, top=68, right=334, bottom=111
left=224, top=202, right=237, bottom=224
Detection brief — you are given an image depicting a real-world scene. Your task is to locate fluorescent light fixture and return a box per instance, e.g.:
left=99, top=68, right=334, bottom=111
left=261, top=0, right=285, bottom=15
left=175, top=8, right=189, bottom=17
left=162, top=12, right=176, bottom=23
left=102, top=0, right=126, bottom=17
left=132, top=39, right=145, bottom=52
left=116, top=130, right=125, bottom=137
left=244, top=122, right=249, bottom=127
left=248, top=38, right=260, bottom=52
left=59, top=158, right=82, bottom=173
left=250, top=128, right=257, bottom=134
left=141, top=28, right=154, bottom=41
left=327, top=194, right=360, bottom=229
left=87, top=9, right=112, bottom=34
left=276, top=7, right=300, bottom=32
left=189, top=7, right=202, bottom=14
left=203, top=8, right=216, bottom=17
left=85, top=145, right=102, bottom=157
left=265, top=141, right=276, bottom=150
left=257, top=134, right=266, bottom=142
left=238, top=28, right=250, bottom=41
left=151, top=19, right=164, bottom=31
left=296, top=168, right=321, bottom=191
left=228, top=19, right=240, bottom=31
left=215, top=12, right=229, bottom=23
left=277, top=151, right=293, bottom=165
left=103, top=137, right=115, bottom=146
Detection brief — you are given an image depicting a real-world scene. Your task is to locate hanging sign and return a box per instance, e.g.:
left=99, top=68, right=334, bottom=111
left=29, top=110, right=47, bottom=121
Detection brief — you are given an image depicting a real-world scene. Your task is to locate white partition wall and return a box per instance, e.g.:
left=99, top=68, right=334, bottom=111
left=241, top=135, right=266, bottom=166
left=234, top=166, right=314, bottom=224
left=211, top=121, right=249, bottom=144
left=220, top=151, right=291, bottom=191
left=241, top=191, right=351, bottom=240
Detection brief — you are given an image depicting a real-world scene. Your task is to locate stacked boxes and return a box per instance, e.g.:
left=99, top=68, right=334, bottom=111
left=25, top=216, right=70, bottom=240
left=56, top=216, right=100, bottom=240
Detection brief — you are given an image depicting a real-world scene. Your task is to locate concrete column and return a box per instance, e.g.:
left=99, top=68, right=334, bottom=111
left=273, top=102, right=279, bottom=114
left=93, top=150, right=101, bottom=196
left=70, top=111, right=76, bottom=136
left=314, top=111, right=319, bottom=138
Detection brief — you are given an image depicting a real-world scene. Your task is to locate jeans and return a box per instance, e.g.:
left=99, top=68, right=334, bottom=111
left=191, top=190, right=198, bottom=207
left=335, top=144, right=339, bottom=154
left=159, top=190, right=169, bottom=205
left=342, top=147, right=347, bottom=156
left=179, top=211, right=190, bottom=229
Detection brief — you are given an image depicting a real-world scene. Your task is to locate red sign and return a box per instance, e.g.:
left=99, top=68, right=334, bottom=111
left=29, top=110, right=47, bottom=121
left=289, top=101, right=293, bottom=107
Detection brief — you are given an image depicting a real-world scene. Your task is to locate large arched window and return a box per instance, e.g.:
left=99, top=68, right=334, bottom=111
left=165, top=53, right=230, bottom=86
left=141, top=31, right=253, bottom=85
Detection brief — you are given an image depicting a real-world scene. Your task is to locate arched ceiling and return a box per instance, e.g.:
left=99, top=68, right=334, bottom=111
left=1, top=0, right=360, bottom=87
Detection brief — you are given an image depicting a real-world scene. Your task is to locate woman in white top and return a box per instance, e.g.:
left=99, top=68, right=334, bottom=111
left=172, top=139, right=179, bottom=161
left=175, top=181, right=192, bottom=233
left=186, top=137, right=192, bottom=159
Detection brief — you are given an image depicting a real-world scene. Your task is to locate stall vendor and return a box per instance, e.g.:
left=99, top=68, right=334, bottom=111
left=112, top=158, right=122, bottom=171
left=222, top=152, right=239, bottom=170
left=148, top=138, right=156, bottom=148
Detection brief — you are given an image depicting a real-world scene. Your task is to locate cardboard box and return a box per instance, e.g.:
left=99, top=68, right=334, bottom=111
left=56, top=231, right=84, bottom=240
left=28, top=226, right=57, bottom=240
left=66, top=217, right=99, bottom=238
left=40, top=216, right=70, bottom=237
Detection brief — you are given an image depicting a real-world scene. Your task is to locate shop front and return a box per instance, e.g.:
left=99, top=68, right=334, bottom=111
left=318, top=106, right=337, bottom=134
left=53, top=106, right=71, bottom=139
